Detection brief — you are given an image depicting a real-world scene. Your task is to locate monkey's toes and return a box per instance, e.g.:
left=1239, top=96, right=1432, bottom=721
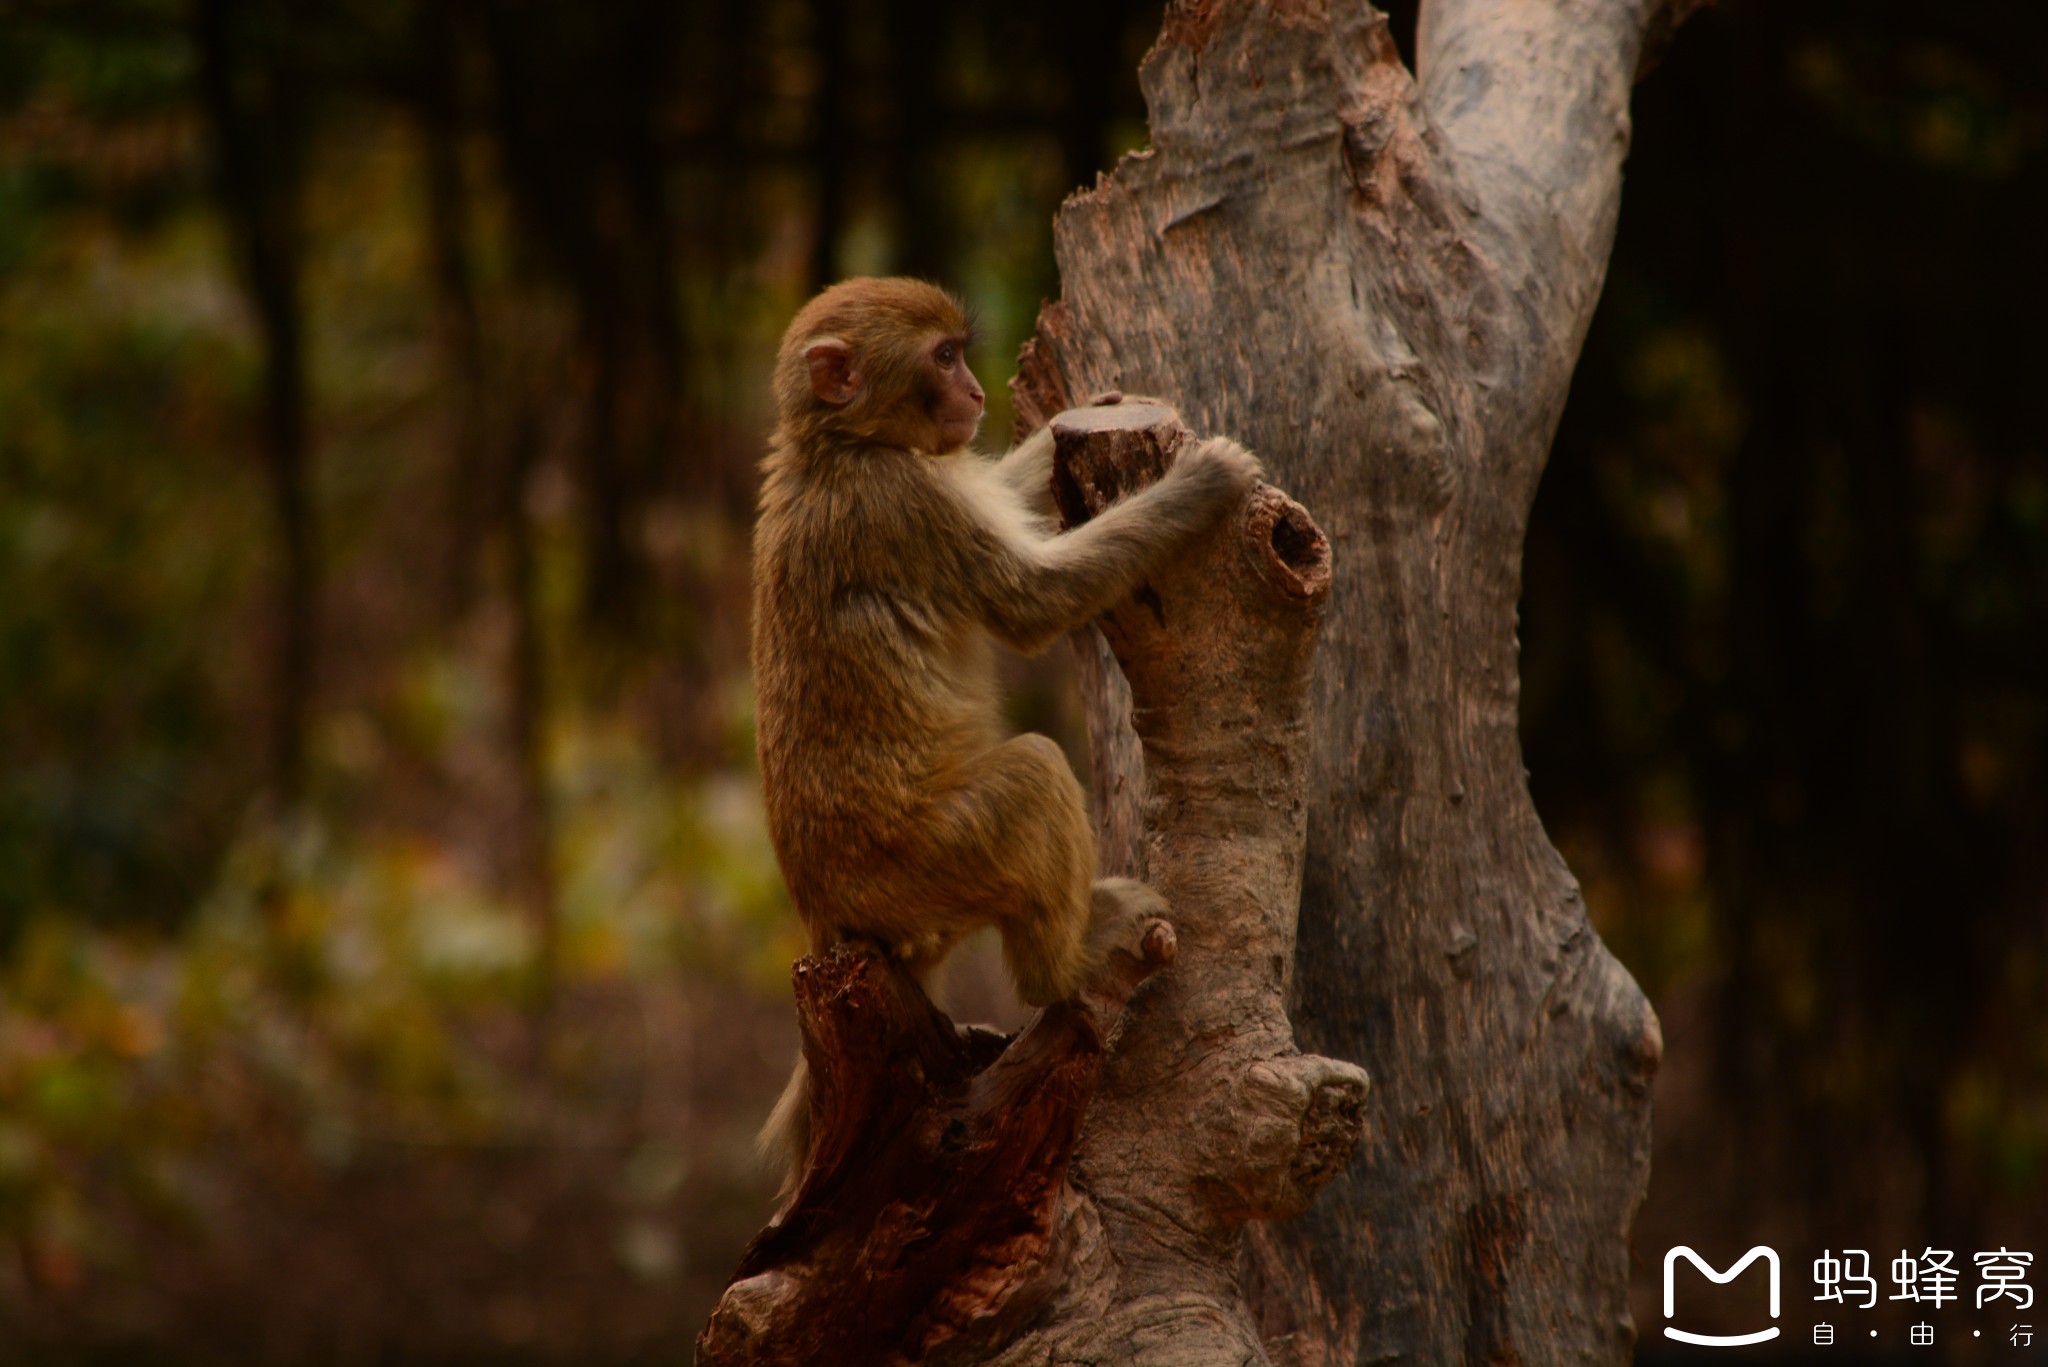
left=1137, top=917, right=1177, bottom=968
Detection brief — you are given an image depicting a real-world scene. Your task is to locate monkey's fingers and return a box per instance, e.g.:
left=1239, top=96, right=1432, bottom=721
left=1086, top=390, right=1181, bottom=415
left=1115, top=393, right=1175, bottom=412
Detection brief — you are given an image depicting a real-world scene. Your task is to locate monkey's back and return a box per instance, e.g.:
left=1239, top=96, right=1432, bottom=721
left=751, top=443, right=1003, bottom=924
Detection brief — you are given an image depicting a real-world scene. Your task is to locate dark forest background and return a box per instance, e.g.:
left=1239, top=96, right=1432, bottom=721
left=0, top=0, right=2042, bottom=1360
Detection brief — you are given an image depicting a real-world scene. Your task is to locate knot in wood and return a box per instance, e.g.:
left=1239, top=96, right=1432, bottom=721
left=1244, top=487, right=1331, bottom=604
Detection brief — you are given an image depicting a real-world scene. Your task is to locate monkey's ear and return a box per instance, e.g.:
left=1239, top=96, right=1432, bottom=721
left=804, top=339, right=861, bottom=406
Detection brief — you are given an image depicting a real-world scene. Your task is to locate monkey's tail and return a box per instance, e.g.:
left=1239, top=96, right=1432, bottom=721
left=756, top=1052, right=811, bottom=1200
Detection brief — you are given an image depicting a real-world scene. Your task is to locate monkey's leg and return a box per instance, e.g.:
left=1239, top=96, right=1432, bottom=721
left=918, top=733, right=1096, bottom=1007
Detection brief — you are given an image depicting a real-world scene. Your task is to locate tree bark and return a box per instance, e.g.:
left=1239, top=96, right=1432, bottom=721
left=700, top=406, right=1367, bottom=1364
left=1009, top=1, right=1695, bottom=1361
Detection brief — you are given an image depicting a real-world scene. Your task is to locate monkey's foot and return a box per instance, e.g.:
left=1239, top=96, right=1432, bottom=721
left=1078, top=910, right=1176, bottom=1022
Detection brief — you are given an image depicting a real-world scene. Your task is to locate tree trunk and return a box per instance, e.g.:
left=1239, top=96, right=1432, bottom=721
left=1007, top=1, right=1699, bottom=1361
left=193, top=0, right=315, bottom=813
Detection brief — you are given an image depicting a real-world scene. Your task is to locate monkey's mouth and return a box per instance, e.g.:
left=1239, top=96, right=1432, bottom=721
left=937, top=416, right=983, bottom=450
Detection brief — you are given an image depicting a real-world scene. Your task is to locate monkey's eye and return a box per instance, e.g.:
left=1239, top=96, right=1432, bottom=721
left=934, top=342, right=957, bottom=367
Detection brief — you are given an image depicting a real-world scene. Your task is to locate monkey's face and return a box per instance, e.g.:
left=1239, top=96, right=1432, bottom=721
left=798, top=328, right=984, bottom=454
left=775, top=278, right=987, bottom=455
left=919, top=333, right=986, bottom=454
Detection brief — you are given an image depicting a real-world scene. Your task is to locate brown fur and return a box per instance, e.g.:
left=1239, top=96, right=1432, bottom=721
left=752, top=277, right=1261, bottom=1191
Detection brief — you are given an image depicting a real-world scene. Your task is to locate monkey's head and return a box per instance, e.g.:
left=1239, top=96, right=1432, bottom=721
left=772, top=277, right=986, bottom=455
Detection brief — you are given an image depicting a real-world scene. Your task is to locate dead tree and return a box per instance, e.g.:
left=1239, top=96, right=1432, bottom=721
left=1009, top=0, right=1702, bottom=1361
left=703, top=0, right=1704, bottom=1357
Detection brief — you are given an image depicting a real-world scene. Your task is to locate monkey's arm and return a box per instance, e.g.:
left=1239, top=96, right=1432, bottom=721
left=992, top=425, right=1058, bottom=518
left=972, top=437, right=1260, bottom=655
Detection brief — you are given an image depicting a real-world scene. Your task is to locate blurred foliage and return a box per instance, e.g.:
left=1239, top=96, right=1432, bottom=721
left=1519, top=0, right=2048, bottom=1273
left=0, top=729, right=791, bottom=1276
left=0, top=759, right=797, bottom=1356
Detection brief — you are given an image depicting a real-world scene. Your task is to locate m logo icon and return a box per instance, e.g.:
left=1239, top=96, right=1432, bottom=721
left=1664, top=1246, right=1782, bottom=1346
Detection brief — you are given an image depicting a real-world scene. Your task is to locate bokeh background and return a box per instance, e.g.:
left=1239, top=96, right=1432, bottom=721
left=0, top=0, right=2042, bottom=1360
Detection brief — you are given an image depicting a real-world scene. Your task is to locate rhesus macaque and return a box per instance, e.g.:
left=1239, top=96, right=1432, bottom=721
left=751, top=276, right=1261, bottom=1186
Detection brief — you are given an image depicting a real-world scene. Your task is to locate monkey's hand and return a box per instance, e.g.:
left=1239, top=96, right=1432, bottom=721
left=1085, top=390, right=1177, bottom=414
left=1171, top=434, right=1265, bottom=506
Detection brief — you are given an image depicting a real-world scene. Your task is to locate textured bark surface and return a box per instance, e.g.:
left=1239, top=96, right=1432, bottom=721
left=986, top=405, right=1368, bottom=1366
left=1011, top=1, right=1693, bottom=1362
left=700, top=409, right=1367, bottom=1365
